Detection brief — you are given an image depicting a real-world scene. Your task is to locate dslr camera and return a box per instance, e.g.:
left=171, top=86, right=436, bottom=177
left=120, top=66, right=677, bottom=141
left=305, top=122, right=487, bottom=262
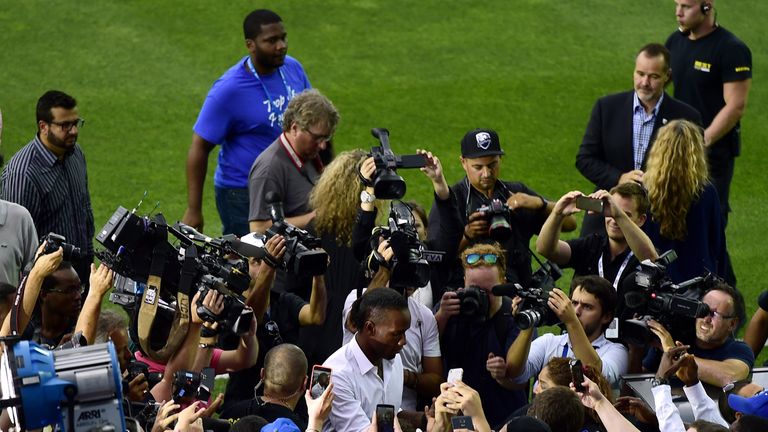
left=622, top=250, right=713, bottom=345
left=261, top=191, right=328, bottom=276
left=368, top=128, right=426, bottom=199
left=42, top=232, right=84, bottom=262
left=367, top=201, right=443, bottom=288
left=492, top=261, right=563, bottom=329
left=449, top=285, right=490, bottom=323
left=474, top=199, right=512, bottom=242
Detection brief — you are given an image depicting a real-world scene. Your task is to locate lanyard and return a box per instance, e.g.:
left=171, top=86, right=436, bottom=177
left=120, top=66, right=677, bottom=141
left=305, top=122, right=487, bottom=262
left=246, top=57, right=292, bottom=117
left=598, top=251, right=634, bottom=289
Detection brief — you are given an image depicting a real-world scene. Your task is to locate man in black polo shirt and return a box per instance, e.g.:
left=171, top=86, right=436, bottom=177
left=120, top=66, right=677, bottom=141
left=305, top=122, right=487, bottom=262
left=535, top=182, right=657, bottom=320
left=428, top=128, right=575, bottom=287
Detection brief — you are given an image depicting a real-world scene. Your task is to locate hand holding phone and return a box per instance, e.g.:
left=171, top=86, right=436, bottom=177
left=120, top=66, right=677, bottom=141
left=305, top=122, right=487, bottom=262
left=310, top=365, right=332, bottom=399
left=575, top=196, right=605, bottom=214
left=570, top=359, right=585, bottom=392
left=376, top=404, right=395, bottom=432
left=447, top=368, right=463, bottom=385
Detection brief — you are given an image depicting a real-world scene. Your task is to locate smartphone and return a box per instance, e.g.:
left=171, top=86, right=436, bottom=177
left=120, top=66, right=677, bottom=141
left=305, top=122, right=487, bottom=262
left=376, top=404, right=395, bottom=432
left=310, top=365, right=332, bottom=399
left=447, top=368, right=463, bottom=384
left=570, top=359, right=585, bottom=392
left=575, top=196, right=605, bottom=213
left=451, top=416, right=475, bottom=430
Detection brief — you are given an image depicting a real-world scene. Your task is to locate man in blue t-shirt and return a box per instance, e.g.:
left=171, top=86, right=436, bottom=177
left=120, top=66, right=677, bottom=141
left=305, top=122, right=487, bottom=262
left=183, top=9, right=311, bottom=236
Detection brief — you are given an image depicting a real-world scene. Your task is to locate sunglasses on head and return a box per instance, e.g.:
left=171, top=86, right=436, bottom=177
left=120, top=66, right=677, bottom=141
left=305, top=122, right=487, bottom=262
left=465, top=253, right=499, bottom=265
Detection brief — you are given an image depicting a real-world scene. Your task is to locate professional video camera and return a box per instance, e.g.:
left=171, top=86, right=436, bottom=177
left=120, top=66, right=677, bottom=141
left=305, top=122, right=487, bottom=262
left=474, top=199, right=512, bottom=242
left=621, top=250, right=713, bottom=345
left=42, top=232, right=85, bottom=262
left=367, top=201, right=444, bottom=288
left=261, top=191, right=328, bottom=275
left=96, top=204, right=265, bottom=362
left=0, top=337, right=125, bottom=431
left=492, top=260, right=564, bottom=329
left=368, top=128, right=427, bottom=199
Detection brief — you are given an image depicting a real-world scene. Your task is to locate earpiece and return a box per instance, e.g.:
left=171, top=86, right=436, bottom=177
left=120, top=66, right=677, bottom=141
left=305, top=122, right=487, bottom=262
left=701, top=2, right=712, bottom=14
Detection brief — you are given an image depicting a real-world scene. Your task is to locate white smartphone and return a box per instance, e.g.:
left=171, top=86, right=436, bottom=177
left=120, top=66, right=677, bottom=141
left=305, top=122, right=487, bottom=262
left=447, top=368, right=463, bottom=384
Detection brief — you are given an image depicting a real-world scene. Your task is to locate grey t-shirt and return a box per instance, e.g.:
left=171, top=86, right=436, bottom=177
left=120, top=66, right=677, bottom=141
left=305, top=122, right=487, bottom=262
left=247, top=136, right=321, bottom=222
left=0, top=199, right=38, bottom=287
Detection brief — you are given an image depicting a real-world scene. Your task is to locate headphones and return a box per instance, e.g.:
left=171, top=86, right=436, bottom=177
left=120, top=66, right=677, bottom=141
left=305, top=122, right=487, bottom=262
left=701, top=2, right=712, bottom=14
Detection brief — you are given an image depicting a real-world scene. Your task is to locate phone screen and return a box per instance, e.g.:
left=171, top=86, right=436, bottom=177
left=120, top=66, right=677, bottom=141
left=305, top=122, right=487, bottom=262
left=451, top=416, right=475, bottom=430
left=376, top=404, right=395, bottom=432
left=570, top=359, right=585, bottom=392
left=310, top=365, right=332, bottom=399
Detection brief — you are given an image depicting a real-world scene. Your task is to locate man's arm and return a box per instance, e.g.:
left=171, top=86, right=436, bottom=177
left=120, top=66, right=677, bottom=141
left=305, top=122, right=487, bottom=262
left=535, top=191, right=581, bottom=265
left=704, top=80, right=751, bottom=147
left=298, top=274, right=327, bottom=326
left=595, top=190, right=658, bottom=261
left=575, top=98, right=626, bottom=190
left=549, top=288, right=602, bottom=371
left=504, top=327, right=535, bottom=380
left=216, top=314, right=259, bottom=373
left=244, top=235, right=285, bottom=321
left=74, top=263, right=114, bottom=344
left=182, top=133, right=215, bottom=230
left=745, top=303, right=768, bottom=356
left=508, top=192, right=577, bottom=232
left=693, top=357, right=750, bottom=387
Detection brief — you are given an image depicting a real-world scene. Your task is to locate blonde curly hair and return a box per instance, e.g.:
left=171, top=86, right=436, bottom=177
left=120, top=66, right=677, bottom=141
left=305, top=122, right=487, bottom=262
left=309, top=149, right=367, bottom=246
left=643, top=120, right=709, bottom=240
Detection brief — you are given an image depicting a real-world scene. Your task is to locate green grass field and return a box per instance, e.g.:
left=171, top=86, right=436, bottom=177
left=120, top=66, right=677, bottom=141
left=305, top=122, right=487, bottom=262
left=1, top=0, right=766, bottom=369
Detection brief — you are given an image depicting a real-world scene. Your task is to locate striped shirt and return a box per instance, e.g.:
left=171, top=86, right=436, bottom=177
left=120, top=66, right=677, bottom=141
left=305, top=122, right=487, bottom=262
left=632, top=92, right=664, bottom=170
left=1, top=135, right=94, bottom=258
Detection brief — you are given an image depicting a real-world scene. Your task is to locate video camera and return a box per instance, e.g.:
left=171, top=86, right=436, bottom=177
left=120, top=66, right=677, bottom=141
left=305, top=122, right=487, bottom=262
left=492, top=261, right=563, bottom=329
left=474, top=199, right=513, bottom=242
left=368, top=128, right=427, bottom=199
left=96, top=205, right=265, bottom=362
left=0, top=337, right=125, bottom=431
left=259, top=191, right=328, bottom=276
left=622, top=250, right=713, bottom=345
left=367, top=201, right=444, bottom=288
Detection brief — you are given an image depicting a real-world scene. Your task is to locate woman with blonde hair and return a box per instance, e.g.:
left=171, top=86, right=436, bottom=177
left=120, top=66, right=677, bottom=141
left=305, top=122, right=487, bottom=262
left=642, top=119, right=728, bottom=283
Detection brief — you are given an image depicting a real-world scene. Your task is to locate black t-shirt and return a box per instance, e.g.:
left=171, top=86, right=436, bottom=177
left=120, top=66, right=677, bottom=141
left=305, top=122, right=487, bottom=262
left=222, top=291, right=306, bottom=409
left=219, top=398, right=308, bottom=430
left=429, top=178, right=548, bottom=286
left=666, top=27, right=752, bottom=154
left=758, top=290, right=768, bottom=311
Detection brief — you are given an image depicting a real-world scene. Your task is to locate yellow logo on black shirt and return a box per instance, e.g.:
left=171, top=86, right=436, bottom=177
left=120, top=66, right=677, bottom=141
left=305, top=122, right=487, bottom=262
left=694, top=60, right=711, bottom=72
left=735, top=66, right=751, bottom=72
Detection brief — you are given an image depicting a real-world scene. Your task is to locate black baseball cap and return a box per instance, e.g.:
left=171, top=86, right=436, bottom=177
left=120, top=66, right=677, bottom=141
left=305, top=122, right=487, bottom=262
left=460, top=128, right=505, bottom=158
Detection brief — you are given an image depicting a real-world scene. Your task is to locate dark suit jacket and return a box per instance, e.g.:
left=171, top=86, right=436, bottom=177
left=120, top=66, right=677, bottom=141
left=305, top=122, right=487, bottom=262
left=576, top=90, right=702, bottom=190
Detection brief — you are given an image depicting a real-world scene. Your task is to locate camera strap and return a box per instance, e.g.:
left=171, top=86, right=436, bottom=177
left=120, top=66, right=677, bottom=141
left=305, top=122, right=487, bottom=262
left=137, top=242, right=192, bottom=362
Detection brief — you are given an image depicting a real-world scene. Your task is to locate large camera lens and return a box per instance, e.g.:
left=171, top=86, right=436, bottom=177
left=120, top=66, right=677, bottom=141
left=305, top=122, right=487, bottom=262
left=373, top=170, right=407, bottom=199
left=488, top=214, right=512, bottom=241
left=514, top=309, right=543, bottom=330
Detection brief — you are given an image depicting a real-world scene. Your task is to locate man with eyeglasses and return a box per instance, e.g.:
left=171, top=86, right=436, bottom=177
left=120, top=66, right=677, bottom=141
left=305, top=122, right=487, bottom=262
left=248, top=89, right=338, bottom=236
left=436, top=241, right=528, bottom=428
left=643, top=283, right=753, bottom=387
left=183, top=9, right=312, bottom=237
left=1, top=90, right=94, bottom=286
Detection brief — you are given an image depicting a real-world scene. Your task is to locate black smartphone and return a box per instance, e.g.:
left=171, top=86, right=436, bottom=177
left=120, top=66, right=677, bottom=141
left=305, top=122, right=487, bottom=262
left=575, top=196, right=605, bottom=213
left=570, top=359, right=585, bottom=392
left=376, top=404, right=395, bottom=432
left=451, top=415, right=475, bottom=430
left=310, top=365, right=332, bottom=399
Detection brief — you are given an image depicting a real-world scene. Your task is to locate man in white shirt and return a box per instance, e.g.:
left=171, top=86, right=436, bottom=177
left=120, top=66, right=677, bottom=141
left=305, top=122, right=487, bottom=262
left=506, top=275, right=628, bottom=387
left=323, top=287, right=410, bottom=432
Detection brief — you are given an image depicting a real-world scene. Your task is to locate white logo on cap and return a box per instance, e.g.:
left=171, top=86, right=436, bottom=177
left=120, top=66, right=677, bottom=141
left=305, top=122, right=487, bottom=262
left=475, top=132, right=491, bottom=150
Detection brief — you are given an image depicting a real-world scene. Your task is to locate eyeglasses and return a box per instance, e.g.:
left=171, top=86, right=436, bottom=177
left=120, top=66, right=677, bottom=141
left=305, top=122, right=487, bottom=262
left=49, top=118, right=85, bottom=132
left=303, top=128, right=332, bottom=143
left=706, top=309, right=736, bottom=321
left=47, top=285, right=85, bottom=296
left=465, top=253, right=499, bottom=266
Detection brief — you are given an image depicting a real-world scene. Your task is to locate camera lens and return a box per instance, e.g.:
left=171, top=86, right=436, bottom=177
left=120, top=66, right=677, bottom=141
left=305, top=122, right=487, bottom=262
left=515, top=309, right=542, bottom=330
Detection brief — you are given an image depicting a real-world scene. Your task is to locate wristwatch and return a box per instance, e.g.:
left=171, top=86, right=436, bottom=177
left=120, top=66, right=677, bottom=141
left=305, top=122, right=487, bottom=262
left=650, top=377, right=669, bottom=388
left=360, top=190, right=376, bottom=203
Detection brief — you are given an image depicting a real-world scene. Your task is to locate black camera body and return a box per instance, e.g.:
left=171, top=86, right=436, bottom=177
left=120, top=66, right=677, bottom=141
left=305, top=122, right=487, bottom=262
left=454, top=285, right=490, bottom=323
left=172, top=368, right=215, bottom=404
left=263, top=191, right=328, bottom=276
left=368, top=201, right=443, bottom=288
left=43, top=232, right=84, bottom=262
left=368, top=128, right=426, bottom=199
left=474, top=199, right=512, bottom=242
left=492, top=261, right=563, bottom=329
left=622, top=250, right=712, bottom=345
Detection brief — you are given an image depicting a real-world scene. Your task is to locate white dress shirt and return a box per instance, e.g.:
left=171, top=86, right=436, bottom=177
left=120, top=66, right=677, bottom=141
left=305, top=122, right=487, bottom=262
left=683, top=381, right=728, bottom=427
left=342, top=289, right=441, bottom=410
left=322, top=335, right=404, bottom=432
left=652, top=384, right=686, bottom=432
left=512, top=332, right=628, bottom=387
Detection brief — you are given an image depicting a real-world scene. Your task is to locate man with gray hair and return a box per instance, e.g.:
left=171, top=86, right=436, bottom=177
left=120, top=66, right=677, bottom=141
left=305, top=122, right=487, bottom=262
left=248, top=88, right=339, bottom=234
